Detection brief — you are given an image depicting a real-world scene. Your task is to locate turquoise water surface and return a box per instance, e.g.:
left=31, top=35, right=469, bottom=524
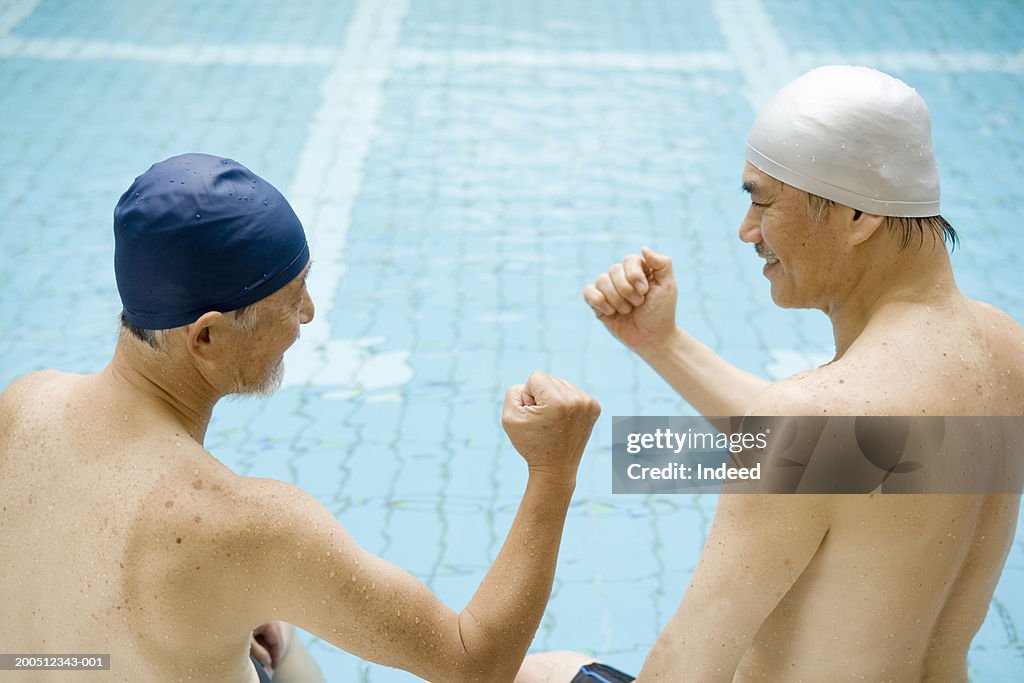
left=1, top=0, right=1022, bottom=679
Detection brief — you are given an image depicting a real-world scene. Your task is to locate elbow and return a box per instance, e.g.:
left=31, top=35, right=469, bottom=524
left=443, top=615, right=522, bottom=683
left=448, top=642, right=524, bottom=683
left=443, top=659, right=519, bottom=683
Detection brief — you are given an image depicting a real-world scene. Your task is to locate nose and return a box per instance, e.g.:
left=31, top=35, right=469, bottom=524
left=738, top=204, right=762, bottom=244
left=300, top=289, right=315, bottom=324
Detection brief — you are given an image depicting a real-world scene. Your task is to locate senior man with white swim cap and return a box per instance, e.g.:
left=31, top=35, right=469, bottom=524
left=517, top=66, right=1024, bottom=682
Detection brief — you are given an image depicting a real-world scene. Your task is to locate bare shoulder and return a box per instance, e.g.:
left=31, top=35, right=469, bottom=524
left=0, top=369, right=66, bottom=410
left=972, top=299, right=1024, bottom=349
left=0, top=370, right=70, bottom=439
left=0, top=368, right=66, bottom=395
left=133, top=459, right=350, bottom=567
left=127, top=457, right=359, bottom=629
left=973, top=298, right=1024, bottom=328
left=185, top=471, right=350, bottom=549
left=746, top=369, right=856, bottom=416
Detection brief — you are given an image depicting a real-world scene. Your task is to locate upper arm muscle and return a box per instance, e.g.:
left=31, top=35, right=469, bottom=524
left=640, top=494, right=829, bottom=680
left=639, top=386, right=833, bottom=680
left=224, top=478, right=471, bottom=680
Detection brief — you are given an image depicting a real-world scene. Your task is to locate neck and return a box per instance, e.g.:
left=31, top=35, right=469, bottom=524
left=827, top=237, right=959, bottom=359
left=104, top=336, right=221, bottom=444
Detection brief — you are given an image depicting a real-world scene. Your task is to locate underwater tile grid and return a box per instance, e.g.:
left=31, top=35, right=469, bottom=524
left=1, top=0, right=1022, bottom=680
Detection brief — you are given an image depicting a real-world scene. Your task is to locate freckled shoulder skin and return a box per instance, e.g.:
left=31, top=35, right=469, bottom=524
left=0, top=361, right=594, bottom=683
left=579, top=186, right=1024, bottom=683
left=0, top=370, right=262, bottom=682
left=634, top=298, right=1024, bottom=683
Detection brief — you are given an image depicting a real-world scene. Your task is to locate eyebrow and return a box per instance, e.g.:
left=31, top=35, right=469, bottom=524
left=303, top=261, right=313, bottom=282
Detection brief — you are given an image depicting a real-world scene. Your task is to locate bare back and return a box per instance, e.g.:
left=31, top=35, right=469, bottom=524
left=0, top=371, right=263, bottom=683
left=735, top=298, right=1024, bottom=681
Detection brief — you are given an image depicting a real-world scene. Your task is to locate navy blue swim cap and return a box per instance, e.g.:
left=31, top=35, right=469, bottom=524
left=114, top=153, right=309, bottom=329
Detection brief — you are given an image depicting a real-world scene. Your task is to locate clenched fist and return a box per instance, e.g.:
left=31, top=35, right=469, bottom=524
left=583, top=246, right=678, bottom=352
left=501, top=371, right=601, bottom=479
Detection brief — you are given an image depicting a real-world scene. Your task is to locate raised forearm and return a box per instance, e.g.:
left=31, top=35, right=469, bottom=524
left=456, top=472, right=576, bottom=681
left=637, top=327, right=770, bottom=417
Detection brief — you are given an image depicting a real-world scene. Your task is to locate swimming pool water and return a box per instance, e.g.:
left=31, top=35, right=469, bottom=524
left=1, top=1, right=1022, bottom=679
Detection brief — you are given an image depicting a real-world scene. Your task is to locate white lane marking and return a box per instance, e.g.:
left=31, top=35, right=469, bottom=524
left=282, top=0, right=412, bottom=389
left=792, top=50, right=1024, bottom=74
left=396, top=47, right=734, bottom=71
left=711, top=0, right=798, bottom=111
left=0, top=0, right=40, bottom=36
left=2, top=35, right=1020, bottom=76
left=0, top=36, right=337, bottom=64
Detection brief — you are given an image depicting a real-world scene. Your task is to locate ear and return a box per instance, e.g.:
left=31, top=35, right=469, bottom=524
left=185, top=311, right=226, bottom=361
left=848, top=209, right=885, bottom=246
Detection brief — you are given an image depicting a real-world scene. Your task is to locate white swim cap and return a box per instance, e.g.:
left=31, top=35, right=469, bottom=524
left=746, top=65, right=940, bottom=217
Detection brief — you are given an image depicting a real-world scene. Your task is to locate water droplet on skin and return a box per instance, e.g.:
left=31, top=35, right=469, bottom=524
left=351, top=574, right=357, bottom=582
left=329, top=570, right=335, bottom=578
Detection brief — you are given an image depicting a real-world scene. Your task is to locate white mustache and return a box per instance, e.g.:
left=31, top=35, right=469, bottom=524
left=755, top=243, right=778, bottom=261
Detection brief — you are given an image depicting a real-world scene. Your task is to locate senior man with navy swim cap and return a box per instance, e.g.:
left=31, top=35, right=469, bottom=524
left=0, top=153, right=601, bottom=682
left=518, top=66, right=1024, bottom=682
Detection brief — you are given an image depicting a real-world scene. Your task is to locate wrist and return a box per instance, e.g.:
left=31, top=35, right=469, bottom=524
left=525, top=468, right=577, bottom=494
left=634, top=325, right=683, bottom=360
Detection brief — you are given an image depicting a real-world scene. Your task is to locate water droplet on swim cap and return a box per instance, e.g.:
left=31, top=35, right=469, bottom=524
left=746, top=66, right=940, bottom=217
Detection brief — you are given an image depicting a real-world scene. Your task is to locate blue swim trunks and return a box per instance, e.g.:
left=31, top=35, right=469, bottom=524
left=251, top=655, right=272, bottom=683
left=571, top=662, right=636, bottom=682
